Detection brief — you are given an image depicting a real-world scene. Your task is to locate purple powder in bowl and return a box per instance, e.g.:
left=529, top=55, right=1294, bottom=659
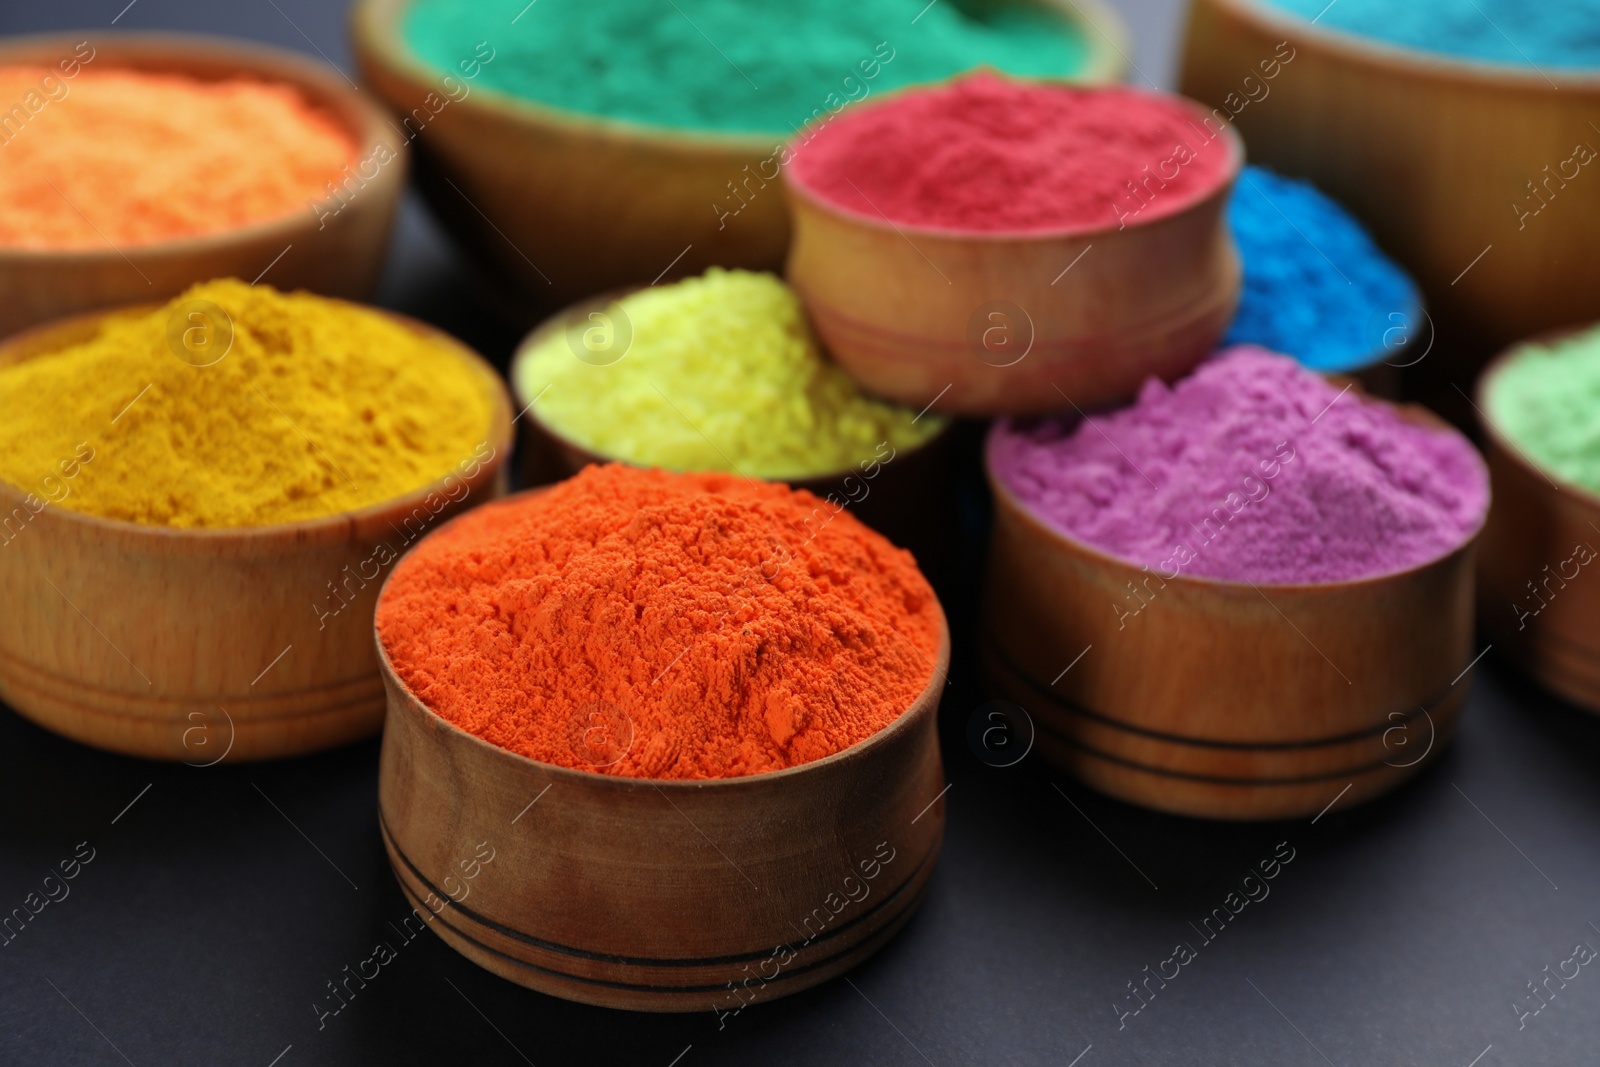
left=987, top=347, right=1489, bottom=584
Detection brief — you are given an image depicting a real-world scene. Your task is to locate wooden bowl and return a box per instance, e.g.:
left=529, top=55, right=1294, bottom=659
left=350, top=0, right=1129, bottom=311
left=1475, top=334, right=1600, bottom=712
left=0, top=32, right=406, bottom=340
left=508, top=292, right=956, bottom=566
left=783, top=93, right=1243, bottom=416
left=979, top=408, right=1486, bottom=820
left=374, top=552, right=951, bottom=1012
left=1180, top=0, right=1600, bottom=368
left=0, top=304, right=512, bottom=762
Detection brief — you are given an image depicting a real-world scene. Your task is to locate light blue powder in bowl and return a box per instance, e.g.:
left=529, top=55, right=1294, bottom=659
left=1259, top=0, right=1600, bottom=70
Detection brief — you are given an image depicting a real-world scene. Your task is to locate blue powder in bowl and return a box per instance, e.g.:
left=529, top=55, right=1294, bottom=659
left=1223, top=166, right=1420, bottom=374
left=1260, top=0, right=1600, bottom=70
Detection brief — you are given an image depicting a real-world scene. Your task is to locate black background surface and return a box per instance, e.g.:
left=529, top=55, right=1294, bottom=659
left=3, top=3, right=1599, bottom=1065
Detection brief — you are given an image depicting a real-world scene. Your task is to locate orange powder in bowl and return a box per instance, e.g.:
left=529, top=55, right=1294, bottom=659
left=376, top=465, right=944, bottom=780
left=0, top=66, right=355, bottom=249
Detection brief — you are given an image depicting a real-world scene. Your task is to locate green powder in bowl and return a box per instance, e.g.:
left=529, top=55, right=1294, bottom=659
left=1487, top=325, right=1600, bottom=494
left=514, top=269, right=945, bottom=480
left=402, top=0, right=1091, bottom=135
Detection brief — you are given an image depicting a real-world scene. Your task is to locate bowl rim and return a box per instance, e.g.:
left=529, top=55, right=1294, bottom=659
left=350, top=0, right=1130, bottom=149
left=781, top=78, right=1246, bottom=243
left=372, top=485, right=953, bottom=791
left=0, top=297, right=515, bottom=543
left=983, top=380, right=1491, bottom=592
left=0, top=30, right=405, bottom=262
left=1209, top=0, right=1600, bottom=88
left=506, top=286, right=954, bottom=484
left=1476, top=325, right=1600, bottom=513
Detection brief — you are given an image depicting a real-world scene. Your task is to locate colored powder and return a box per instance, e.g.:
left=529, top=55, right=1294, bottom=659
left=0, top=65, right=354, bottom=250
left=1486, top=326, right=1600, bottom=494
left=0, top=280, right=495, bottom=528
left=515, top=269, right=944, bottom=480
left=376, top=465, right=943, bottom=780
left=403, top=0, right=1089, bottom=135
left=1224, top=166, right=1419, bottom=373
left=787, top=74, right=1234, bottom=233
left=1261, top=0, right=1600, bottom=69
left=988, top=348, right=1488, bottom=584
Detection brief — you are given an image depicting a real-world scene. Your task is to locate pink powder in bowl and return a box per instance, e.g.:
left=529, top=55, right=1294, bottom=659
left=987, top=348, right=1489, bottom=584
left=786, top=72, right=1237, bottom=234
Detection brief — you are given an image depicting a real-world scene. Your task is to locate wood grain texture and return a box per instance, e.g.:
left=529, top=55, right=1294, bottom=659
left=783, top=101, right=1242, bottom=416
left=979, top=411, right=1484, bottom=820
left=0, top=305, right=512, bottom=761
left=348, top=0, right=1128, bottom=311
left=1179, top=0, right=1600, bottom=363
left=1476, top=343, right=1600, bottom=712
left=374, top=579, right=951, bottom=1012
left=0, top=33, right=405, bottom=339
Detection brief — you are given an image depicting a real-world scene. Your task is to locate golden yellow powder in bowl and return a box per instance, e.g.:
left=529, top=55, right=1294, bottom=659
left=0, top=279, right=496, bottom=528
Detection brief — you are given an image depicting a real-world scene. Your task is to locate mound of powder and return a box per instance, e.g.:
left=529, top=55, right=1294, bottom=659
left=1225, top=167, right=1419, bottom=372
left=0, top=279, right=495, bottom=528
left=515, top=269, right=943, bottom=479
left=1486, top=326, right=1600, bottom=493
left=0, top=66, right=355, bottom=249
left=787, top=73, right=1235, bottom=232
left=376, top=465, right=943, bottom=780
left=404, top=0, right=1088, bottom=134
left=989, top=348, right=1488, bottom=583
left=1262, top=0, right=1600, bottom=69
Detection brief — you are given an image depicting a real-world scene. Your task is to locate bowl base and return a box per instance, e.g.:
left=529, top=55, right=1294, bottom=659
left=380, top=815, right=939, bottom=1013
left=0, top=646, right=384, bottom=761
left=982, top=639, right=1460, bottom=821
